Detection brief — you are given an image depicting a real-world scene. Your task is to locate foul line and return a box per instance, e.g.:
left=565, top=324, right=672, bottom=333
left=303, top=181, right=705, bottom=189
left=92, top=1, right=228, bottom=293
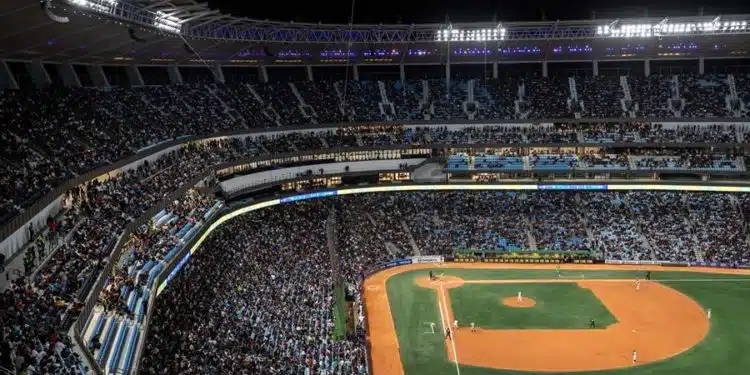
left=451, top=278, right=750, bottom=284
left=438, top=282, right=461, bottom=375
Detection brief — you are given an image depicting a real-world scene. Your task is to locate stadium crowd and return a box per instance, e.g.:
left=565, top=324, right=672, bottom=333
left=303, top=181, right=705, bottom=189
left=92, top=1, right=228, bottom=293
left=140, top=205, right=367, bottom=375
left=0, top=117, right=746, bottom=226
left=1, top=70, right=749, bottom=375
left=139, top=190, right=750, bottom=374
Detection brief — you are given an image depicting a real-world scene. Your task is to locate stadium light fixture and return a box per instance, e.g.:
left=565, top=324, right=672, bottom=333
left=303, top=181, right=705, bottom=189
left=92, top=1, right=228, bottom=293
left=68, top=0, right=118, bottom=15
left=597, top=18, right=748, bottom=38
left=153, top=10, right=184, bottom=34
left=436, top=24, right=506, bottom=42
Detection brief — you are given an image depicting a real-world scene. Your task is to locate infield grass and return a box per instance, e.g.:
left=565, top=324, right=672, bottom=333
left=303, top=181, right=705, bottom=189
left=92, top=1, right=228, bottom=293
left=450, top=283, right=617, bottom=329
left=385, top=268, right=750, bottom=375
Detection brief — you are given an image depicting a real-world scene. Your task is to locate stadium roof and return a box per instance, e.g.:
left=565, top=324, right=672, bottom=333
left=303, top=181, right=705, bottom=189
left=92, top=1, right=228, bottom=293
left=1, top=0, right=750, bottom=64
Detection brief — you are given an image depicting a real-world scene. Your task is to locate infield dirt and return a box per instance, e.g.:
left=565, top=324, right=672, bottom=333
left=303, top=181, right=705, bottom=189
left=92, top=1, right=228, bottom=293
left=364, top=264, right=750, bottom=374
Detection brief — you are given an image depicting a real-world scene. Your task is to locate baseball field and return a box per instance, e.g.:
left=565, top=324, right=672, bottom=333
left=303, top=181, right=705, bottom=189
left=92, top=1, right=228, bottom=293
left=364, top=264, right=750, bottom=375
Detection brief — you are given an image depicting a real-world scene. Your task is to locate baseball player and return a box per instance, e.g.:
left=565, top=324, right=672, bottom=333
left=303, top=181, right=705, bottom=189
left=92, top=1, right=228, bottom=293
left=445, top=327, right=452, bottom=340
left=635, top=279, right=641, bottom=291
left=429, top=322, right=436, bottom=333
left=590, top=319, right=596, bottom=329
left=632, top=349, right=637, bottom=363
left=517, top=291, right=523, bottom=302
left=470, top=322, right=476, bottom=332
left=453, top=320, right=458, bottom=330
left=707, top=308, right=712, bottom=320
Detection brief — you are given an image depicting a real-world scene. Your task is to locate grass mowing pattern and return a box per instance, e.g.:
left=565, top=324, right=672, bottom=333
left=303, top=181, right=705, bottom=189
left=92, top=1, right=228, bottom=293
left=450, top=283, right=617, bottom=330
left=385, top=268, right=750, bottom=375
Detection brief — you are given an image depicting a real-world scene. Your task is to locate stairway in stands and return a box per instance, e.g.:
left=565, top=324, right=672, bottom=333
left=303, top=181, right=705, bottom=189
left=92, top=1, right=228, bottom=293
left=288, top=82, right=318, bottom=123
left=620, top=193, right=659, bottom=261
left=400, top=220, right=422, bottom=256
left=620, top=76, right=636, bottom=117
left=523, top=215, right=538, bottom=251
left=568, top=77, right=583, bottom=119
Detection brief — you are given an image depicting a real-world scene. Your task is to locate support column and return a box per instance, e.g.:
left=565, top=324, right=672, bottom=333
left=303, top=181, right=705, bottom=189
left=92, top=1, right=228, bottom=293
left=59, top=63, right=81, bottom=87
left=445, top=62, right=451, bottom=91
left=258, top=66, right=268, bottom=83
left=306, top=65, right=313, bottom=81
left=126, top=65, right=145, bottom=86
left=399, top=64, right=406, bottom=81
left=86, top=64, right=109, bottom=87
left=698, top=57, right=705, bottom=75
left=0, top=60, right=19, bottom=90
left=542, top=60, right=548, bottom=78
left=492, top=61, right=498, bottom=79
left=353, top=65, right=360, bottom=81
left=167, top=65, right=183, bottom=84
left=211, top=63, right=225, bottom=83
left=28, top=60, right=52, bottom=88
left=644, top=59, right=651, bottom=77
left=593, top=60, right=599, bottom=77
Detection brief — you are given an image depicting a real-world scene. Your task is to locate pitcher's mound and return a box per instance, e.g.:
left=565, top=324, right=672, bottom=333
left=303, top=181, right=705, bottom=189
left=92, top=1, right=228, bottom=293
left=502, top=297, right=537, bottom=308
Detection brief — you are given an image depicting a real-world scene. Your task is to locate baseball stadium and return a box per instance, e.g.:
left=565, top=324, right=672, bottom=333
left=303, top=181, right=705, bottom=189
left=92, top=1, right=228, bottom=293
left=3, top=1, right=750, bottom=375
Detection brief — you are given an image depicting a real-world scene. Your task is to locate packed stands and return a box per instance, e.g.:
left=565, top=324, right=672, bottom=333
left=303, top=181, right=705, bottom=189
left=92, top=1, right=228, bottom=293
left=522, top=77, right=571, bottom=118
left=293, top=81, right=341, bottom=124
left=341, top=81, right=384, bottom=121
left=473, top=78, right=519, bottom=120
left=577, top=76, right=626, bottom=118
left=385, top=80, right=423, bottom=120
left=253, top=83, right=308, bottom=126
left=429, top=79, right=467, bottom=119
left=680, top=74, right=730, bottom=118
left=140, top=204, right=367, bottom=375
left=629, top=75, right=675, bottom=118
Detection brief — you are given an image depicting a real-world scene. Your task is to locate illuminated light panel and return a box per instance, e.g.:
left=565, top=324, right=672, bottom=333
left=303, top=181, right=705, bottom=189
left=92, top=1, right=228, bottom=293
left=363, top=49, right=400, bottom=57
left=68, top=0, right=118, bottom=14
left=597, top=19, right=749, bottom=38
left=436, top=26, right=506, bottom=42
left=153, top=10, right=184, bottom=34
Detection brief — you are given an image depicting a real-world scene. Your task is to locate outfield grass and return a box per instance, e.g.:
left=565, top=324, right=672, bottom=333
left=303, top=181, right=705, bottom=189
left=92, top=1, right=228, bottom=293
left=385, top=268, right=750, bottom=375
left=450, top=283, right=617, bottom=329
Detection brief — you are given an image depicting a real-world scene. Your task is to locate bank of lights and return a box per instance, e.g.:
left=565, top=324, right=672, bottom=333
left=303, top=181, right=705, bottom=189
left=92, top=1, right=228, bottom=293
left=436, top=27, right=507, bottom=42
left=153, top=10, right=184, bottom=34
left=69, top=0, right=118, bottom=14
left=597, top=21, right=748, bottom=38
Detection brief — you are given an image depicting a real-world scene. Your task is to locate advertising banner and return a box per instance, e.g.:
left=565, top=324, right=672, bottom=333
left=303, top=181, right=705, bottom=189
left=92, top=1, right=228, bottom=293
left=280, top=190, right=337, bottom=204
left=385, top=259, right=413, bottom=268
left=411, top=255, right=444, bottom=264
left=606, top=260, right=663, bottom=265
left=607, top=259, right=750, bottom=269
left=537, top=184, right=607, bottom=191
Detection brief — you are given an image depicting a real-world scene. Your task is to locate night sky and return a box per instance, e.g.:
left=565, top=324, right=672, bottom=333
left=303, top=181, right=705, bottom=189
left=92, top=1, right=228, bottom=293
left=207, top=0, right=750, bottom=24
